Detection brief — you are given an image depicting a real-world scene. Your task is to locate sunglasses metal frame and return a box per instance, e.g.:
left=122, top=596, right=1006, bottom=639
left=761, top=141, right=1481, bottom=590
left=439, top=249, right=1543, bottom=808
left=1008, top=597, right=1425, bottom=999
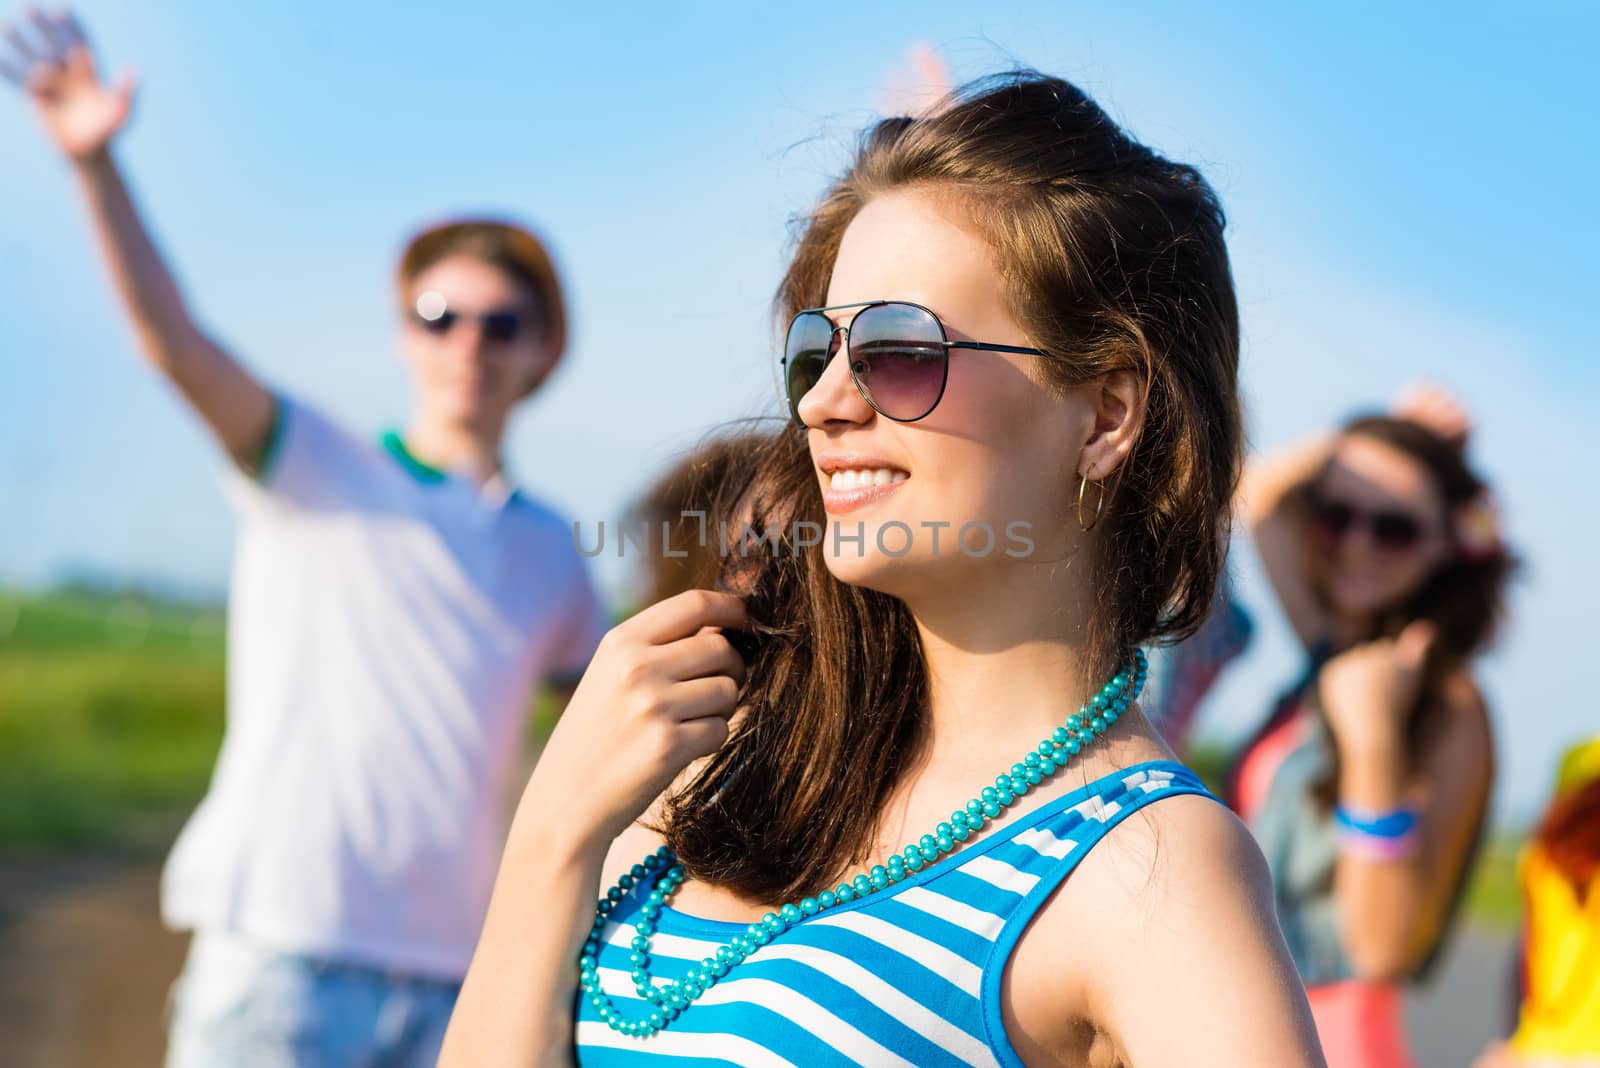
left=410, top=294, right=531, bottom=344
left=1306, top=493, right=1433, bottom=550
left=782, top=300, right=1053, bottom=423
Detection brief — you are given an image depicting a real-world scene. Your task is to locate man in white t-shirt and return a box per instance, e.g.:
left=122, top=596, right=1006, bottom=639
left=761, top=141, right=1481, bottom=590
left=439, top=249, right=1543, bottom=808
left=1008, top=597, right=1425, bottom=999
left=6, top=14, right=609, bottom=1066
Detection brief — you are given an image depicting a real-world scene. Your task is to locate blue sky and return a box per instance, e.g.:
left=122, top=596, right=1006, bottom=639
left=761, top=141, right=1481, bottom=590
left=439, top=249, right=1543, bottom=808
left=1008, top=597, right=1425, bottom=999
left=2, top=1, right=1594, bottom=821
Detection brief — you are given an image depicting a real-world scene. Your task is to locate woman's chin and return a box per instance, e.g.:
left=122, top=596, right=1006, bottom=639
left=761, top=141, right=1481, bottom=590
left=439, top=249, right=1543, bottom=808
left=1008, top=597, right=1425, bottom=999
left=1327, top=582, right=1399, bottom=623
left=821, top=544, right=920, bottom=597
left=823, top=546, right=967, bottom=606
left=820, top=548, right=893, bottom=591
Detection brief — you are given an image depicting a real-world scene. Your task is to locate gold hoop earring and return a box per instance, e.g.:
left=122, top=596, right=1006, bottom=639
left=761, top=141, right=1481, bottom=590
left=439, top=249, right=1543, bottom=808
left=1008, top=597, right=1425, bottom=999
left=1077, top=474, right=1106, bottom=533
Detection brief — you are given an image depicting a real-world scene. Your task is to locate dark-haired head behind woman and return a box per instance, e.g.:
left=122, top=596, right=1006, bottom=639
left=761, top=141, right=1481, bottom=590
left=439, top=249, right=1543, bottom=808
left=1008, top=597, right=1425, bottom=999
left=1235, top=384, right=1515, bottom=1068
left=444, top=72, right=1326, bottom=1067
left=625, top=426, right=791, bottom=610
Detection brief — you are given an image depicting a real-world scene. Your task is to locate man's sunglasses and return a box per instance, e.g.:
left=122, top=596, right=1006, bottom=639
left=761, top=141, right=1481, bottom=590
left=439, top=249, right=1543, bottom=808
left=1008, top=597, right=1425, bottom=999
left=781, top=300, right=1053, bottom=423
left=411, top=291, right=530, bottom=344
left=1307, top=493, right=1431, bottom=551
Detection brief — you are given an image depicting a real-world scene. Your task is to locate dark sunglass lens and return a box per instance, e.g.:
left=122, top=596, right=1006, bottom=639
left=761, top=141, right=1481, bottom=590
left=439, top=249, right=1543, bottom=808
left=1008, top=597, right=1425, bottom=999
left=784, top=312, right=834, bottom=420
left=482, top=312, right=524, bottom=343
left=850, top=303, right=947, bottom=420
left=1371, top=513, right=1423, bottom=548
left=419, top=310, right=456, bottom=334
left=1312, top=500, right=1355, bottom=536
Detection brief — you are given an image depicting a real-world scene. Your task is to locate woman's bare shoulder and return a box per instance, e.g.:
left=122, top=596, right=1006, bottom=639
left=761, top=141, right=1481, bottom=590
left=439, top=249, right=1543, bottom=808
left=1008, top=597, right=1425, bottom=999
left=1009, top=791, right=1322, bottom=1066
left=1066, top=789, right=1269, bottom=939
left=1011, top=788, right=1260, bottom=973
left=1418, top=670, right=1494, bottom=784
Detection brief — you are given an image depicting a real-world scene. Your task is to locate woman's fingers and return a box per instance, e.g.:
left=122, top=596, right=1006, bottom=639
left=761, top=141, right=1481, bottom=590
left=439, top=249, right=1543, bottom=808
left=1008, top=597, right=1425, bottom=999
left=0, top=10, right=96, bottom=93
left=58, top=8, right=87, bottom=50
left=659, top=630, right=747, bottom=687
left=1, top=13, right=78, bottom=93
left=1392, top=380, right=1472, bottom=447
left=28, top=7, right=66, bottom=59
left=663, top=675, right=741, bottom=723
left=1394, top=620, right=1437, bottom=677
left=3, top=23, right=44, bottom=68
left=672, top=714, right=733, bottom=763
left=631, top=588, right=748, bottom=646
left=54, top=9, right=94, bottom=79
left=519, top=596, right=750, bottom=846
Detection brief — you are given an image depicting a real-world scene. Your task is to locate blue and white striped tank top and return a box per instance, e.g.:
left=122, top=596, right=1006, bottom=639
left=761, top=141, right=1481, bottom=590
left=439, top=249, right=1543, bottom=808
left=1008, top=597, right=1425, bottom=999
left=575, top=759, right=1214, bottom=1067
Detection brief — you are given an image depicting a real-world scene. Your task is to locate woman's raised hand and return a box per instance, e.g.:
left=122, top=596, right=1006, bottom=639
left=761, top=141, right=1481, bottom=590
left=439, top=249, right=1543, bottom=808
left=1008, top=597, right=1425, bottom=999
left=2, top=8, right=136, bottom=162
left=520, top=589, right=749, bottom=850
left=1318, top=620, right=1437, bottom=754
left=1392, top=381, right=1473, bottom=451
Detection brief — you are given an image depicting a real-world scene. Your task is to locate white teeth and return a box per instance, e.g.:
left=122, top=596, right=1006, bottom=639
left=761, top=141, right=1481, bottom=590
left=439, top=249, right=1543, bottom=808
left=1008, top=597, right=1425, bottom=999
left=829, top=467, right=908, bottom=490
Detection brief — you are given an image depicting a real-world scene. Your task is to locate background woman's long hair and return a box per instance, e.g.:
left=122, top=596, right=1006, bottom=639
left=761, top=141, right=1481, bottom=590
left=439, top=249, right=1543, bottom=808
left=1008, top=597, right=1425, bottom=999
left=660, top=71, right=1244, bottom=903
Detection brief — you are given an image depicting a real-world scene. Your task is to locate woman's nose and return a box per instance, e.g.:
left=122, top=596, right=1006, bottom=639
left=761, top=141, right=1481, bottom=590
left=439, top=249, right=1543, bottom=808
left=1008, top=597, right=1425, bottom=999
left=795, top=329, right=873, bottom=427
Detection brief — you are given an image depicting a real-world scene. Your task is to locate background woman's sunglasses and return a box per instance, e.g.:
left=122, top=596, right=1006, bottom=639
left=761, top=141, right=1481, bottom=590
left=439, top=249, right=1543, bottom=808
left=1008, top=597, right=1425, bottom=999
left=412, top=291, right=529, bottom=344
left=1307, top=494, right=1429, bottom=550
left=782, top=300, right=1051, bottom=423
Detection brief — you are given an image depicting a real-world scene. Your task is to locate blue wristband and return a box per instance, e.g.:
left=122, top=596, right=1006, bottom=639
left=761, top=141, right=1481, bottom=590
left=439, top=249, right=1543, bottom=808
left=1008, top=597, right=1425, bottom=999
left=1334, top=805, right=1418, bottom=839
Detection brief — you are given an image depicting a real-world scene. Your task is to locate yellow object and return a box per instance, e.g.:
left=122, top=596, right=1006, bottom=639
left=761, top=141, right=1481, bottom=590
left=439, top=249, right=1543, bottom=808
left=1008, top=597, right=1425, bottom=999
left=1508, top=818, right=1600, bottom=1055
left=1556, top=735, right=1600, bottom=795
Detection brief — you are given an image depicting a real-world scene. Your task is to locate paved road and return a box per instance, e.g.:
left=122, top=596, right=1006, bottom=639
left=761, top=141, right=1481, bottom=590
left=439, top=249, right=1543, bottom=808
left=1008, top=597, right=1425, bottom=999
left=0, top=857, right=184, bottom=1068
left=1407, top=926, right=1519, bottom=1068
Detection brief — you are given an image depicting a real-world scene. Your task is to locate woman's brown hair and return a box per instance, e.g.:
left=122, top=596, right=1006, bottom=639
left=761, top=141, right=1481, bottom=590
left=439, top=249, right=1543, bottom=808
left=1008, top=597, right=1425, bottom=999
left=661, top=71, right=1243, bottom=903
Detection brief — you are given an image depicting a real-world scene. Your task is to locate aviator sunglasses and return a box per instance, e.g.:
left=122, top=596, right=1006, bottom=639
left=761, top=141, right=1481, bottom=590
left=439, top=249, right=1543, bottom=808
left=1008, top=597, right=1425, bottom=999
left=411, top=290, right=532, bottom=344
left=781, top=301, right=1053, bottom=423
left=1307, top=492, right=1431, bottom=551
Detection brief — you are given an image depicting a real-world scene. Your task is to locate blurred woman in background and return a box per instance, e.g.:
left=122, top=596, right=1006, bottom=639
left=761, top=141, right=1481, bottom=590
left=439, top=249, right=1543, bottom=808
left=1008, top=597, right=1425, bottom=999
left=1231, top=385, right=1514, bottom=1067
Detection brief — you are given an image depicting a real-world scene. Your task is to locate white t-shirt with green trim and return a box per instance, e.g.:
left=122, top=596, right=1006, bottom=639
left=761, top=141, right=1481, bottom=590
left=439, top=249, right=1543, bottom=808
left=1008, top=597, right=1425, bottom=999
left=161, top=394, right=608, bottom=980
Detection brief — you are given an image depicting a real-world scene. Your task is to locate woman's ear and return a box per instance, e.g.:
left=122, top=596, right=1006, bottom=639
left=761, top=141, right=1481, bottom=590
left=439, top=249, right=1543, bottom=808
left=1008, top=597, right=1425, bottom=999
left=1078, top=370, right=1147, bottom=481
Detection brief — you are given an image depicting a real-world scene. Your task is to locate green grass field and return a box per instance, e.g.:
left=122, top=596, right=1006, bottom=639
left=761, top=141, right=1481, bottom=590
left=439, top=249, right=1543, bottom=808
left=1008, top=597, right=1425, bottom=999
left=0, top=589, right=228, bottom=854
left=0, top=586, right=1526, bottom=929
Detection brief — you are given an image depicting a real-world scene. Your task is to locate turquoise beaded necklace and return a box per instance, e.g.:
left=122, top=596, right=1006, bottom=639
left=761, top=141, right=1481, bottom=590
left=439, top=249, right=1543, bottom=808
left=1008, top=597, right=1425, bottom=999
left=579, top=648, right=1149, bottom=1038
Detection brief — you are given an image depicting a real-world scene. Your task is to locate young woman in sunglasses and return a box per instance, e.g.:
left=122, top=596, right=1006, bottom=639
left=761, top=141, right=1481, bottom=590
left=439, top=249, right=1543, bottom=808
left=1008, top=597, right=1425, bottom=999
left=444, top=72, right=1326, bottom=1067
left=1221, top=384, right=1514, bottom=1068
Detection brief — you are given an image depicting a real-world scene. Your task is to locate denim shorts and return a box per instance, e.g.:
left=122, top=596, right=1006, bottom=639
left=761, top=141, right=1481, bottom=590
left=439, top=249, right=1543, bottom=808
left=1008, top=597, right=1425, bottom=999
left=165, top=929, right=461, bottom=1068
